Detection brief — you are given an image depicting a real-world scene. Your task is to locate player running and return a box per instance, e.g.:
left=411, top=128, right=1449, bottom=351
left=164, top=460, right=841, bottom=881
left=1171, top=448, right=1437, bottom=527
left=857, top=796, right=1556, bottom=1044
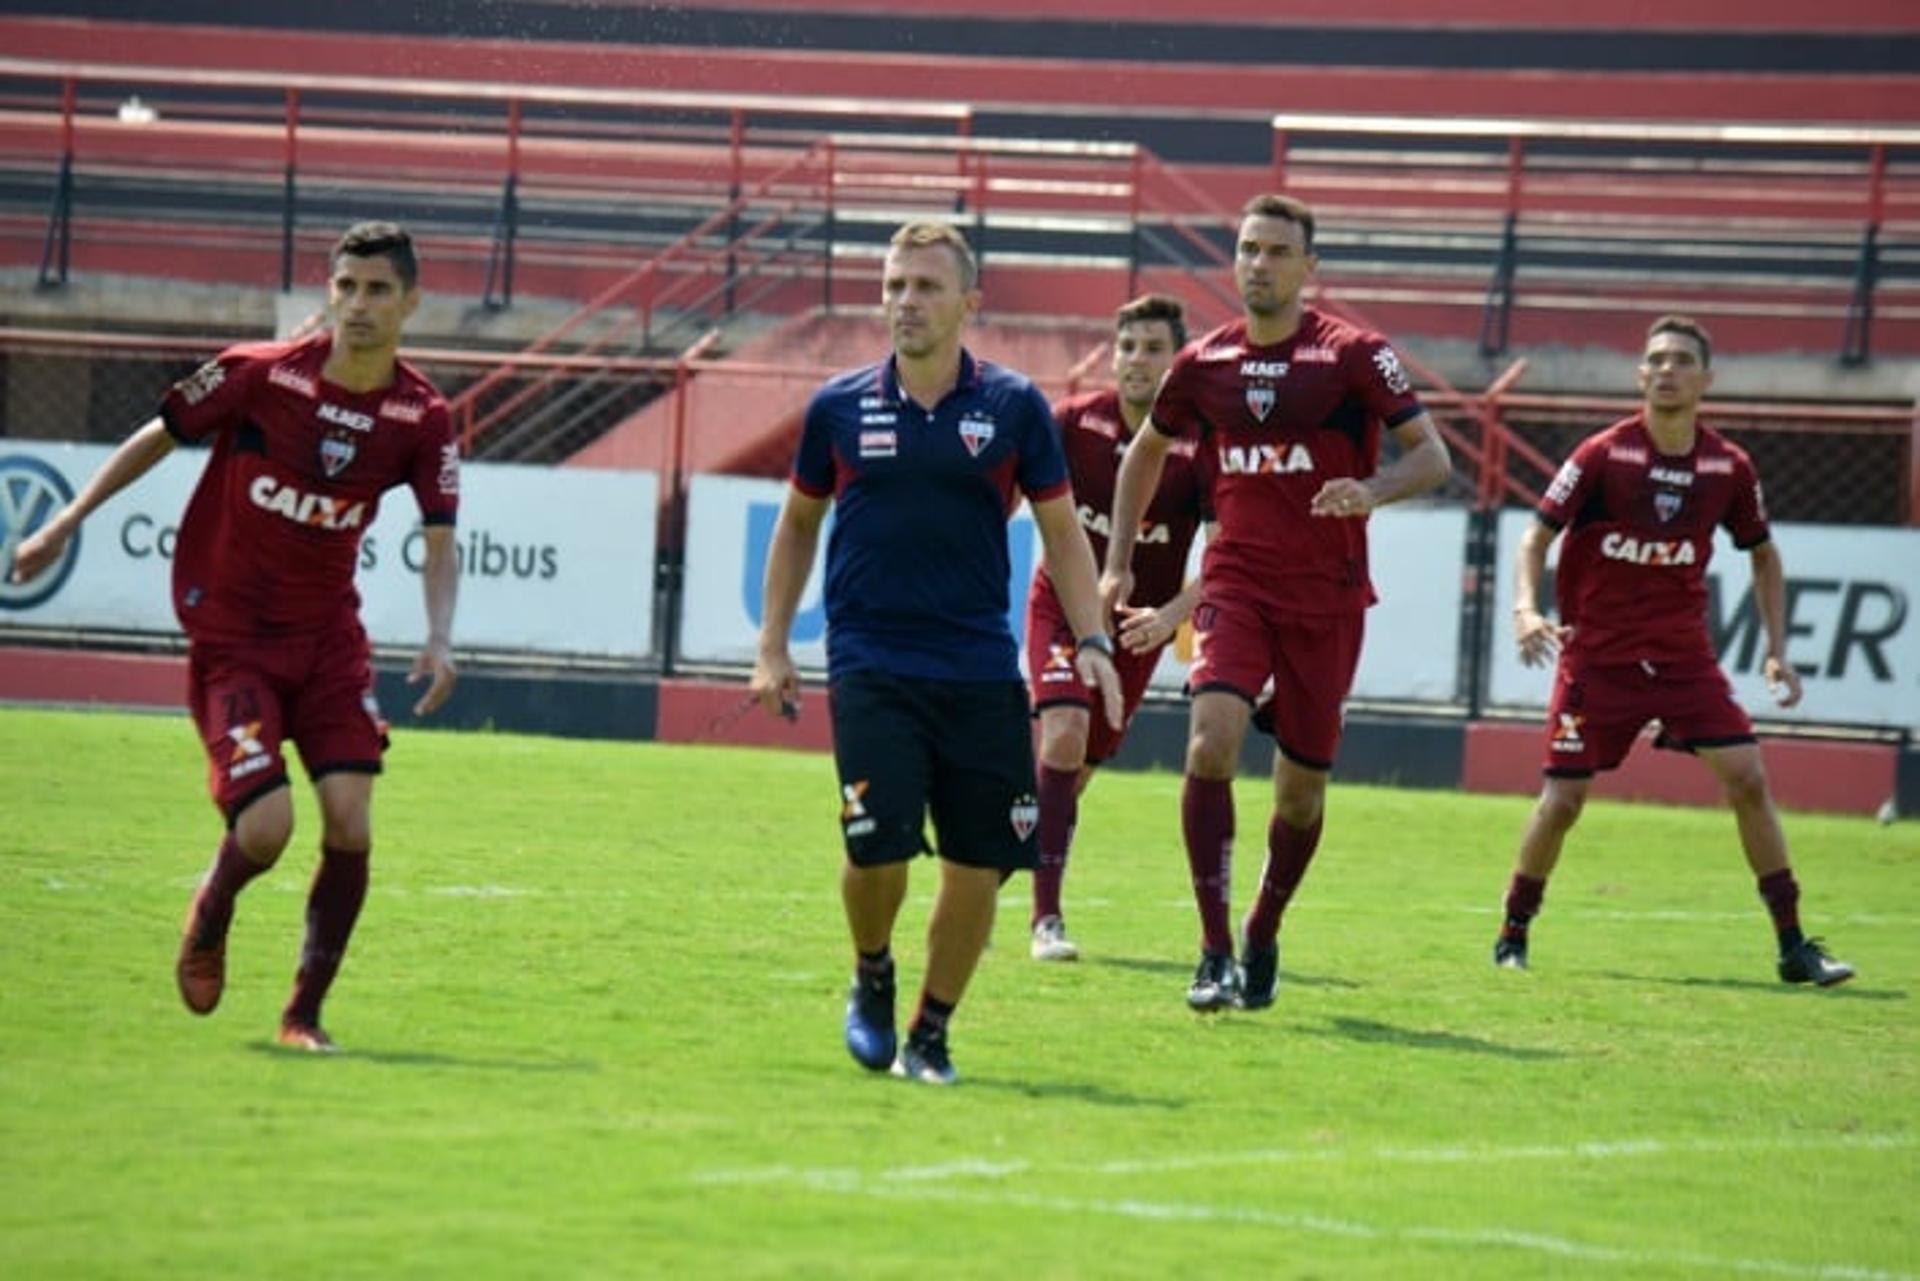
left=9, top=221, right=462, bottom=1050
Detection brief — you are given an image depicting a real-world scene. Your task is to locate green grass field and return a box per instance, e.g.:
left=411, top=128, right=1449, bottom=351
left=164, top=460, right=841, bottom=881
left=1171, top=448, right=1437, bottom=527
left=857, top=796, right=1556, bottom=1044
left=1, top=706, right=1914, bottom=1279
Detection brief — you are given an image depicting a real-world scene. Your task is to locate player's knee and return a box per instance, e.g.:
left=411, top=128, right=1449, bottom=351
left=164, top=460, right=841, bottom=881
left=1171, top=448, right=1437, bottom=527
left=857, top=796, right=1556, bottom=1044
left=232, top=790, right=294, bottom=863
left=1536, top=788, right=1585, bottom=832
left=1185, top=729, right=1239, bottom=778
left=320, top=811, right=372, bottom=853
left=1273, top=784, right=1324, bottom=830
left=1040, top=726, right=1090, bottom=771
left=1720, top=762, right=1772, bottom=811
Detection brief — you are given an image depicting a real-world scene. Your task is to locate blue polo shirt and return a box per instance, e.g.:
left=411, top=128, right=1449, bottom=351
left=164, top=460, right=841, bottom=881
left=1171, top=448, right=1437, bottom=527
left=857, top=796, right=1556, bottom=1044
left=793, top=349, right=1071, bottom=682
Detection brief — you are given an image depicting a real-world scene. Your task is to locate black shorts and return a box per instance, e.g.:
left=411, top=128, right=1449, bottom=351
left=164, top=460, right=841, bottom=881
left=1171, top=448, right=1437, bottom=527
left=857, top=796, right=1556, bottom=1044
left=829, top=670, right=1038, bottom=871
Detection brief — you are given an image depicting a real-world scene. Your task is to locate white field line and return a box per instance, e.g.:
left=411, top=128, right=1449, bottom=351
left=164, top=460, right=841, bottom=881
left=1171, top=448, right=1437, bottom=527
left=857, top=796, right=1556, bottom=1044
left=708, top=1177, right=1916, bottom=1280
left=27, top=881, right=1916, bottom=928
left=694, top=1131, right=1914, bottom=1188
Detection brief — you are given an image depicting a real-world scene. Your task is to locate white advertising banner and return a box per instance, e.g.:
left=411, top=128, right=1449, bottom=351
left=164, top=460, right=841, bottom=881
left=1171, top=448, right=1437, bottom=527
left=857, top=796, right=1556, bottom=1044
left=678, top=473, right=1467, bottom=703
left=0, top=442, right=657, bottom=658
left=1489, top=508, right=1920, bottom=731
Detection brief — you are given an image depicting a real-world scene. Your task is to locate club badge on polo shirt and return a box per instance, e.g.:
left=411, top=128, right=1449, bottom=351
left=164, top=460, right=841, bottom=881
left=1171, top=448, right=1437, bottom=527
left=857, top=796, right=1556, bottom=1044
left=1245, top=384, right=1276, bottom=422
left=958, top=411, right=996, bottom=458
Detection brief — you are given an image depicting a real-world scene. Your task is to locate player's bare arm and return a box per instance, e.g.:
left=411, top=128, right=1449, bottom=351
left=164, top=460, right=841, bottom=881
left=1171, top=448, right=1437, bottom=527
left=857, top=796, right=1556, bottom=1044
left=1032, top=493, right=1124, bottom=731
left=408, top=524, right=460, bottom=716
left=8, top=418, right=175, bottom=584
left=1512, top=517, right=1568, bottom=667
left=1118, top=521, right=1212, bottom=654
left=1311, top=411, right=1451, bottom=518
left=751, top=487, right=828, bottom=718
left=1099, top=421, right=1174, bottom=613
left=1749, top=539, right=1802, bottom=708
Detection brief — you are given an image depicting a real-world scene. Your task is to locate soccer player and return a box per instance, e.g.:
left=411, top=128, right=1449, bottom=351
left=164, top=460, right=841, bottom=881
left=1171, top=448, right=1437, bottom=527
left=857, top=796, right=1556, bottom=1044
left=8, top=221, right=462, bottom=1051
left=750, top=222, right=1122, bottom=1085
left=1024, top=293, right=1211, bottom=962
left=1493, top=315, right=1854, bottom=986
left=1100, top=193, right=1451, bottom=1012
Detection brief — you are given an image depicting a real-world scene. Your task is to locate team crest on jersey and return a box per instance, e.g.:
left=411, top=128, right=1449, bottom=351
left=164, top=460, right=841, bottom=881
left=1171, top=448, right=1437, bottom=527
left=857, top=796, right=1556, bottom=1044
left=1245, top=385, right=1276, bottom=422
left=1009, top=793, right=1039, bottom=842
left=1653, top=490, right=1683, bottom=523
left=958, top=413, right=996, bottom=457
left=319, top=431, right=357, bottom=479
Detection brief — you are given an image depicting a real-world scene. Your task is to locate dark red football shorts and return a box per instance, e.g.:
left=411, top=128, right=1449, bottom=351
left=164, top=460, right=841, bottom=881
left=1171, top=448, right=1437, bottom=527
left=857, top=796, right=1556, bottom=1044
left=186, top=617, right=388, bottom=822
left=1187, top=592, right=1364, bottom=771
left=1540, top=654, right=1755, bottom=777
left=1025, top=580, right=1164, bottom=764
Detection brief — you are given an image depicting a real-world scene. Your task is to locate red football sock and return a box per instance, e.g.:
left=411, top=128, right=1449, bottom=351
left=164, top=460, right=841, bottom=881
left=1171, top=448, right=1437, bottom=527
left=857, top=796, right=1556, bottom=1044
left=283, top=845, right=370, bottom=1027
left=1503, top=873, right=1546, bottom=937
left=195, top=833, right=272, bottom=941
left=1181, top=775, right=1235, bottom=954
left=1757, top=868, right=1800, bottom=937
left=1032, top=764, right=1079, bottom=923
left=1242, top=814, right=1323, bottom=950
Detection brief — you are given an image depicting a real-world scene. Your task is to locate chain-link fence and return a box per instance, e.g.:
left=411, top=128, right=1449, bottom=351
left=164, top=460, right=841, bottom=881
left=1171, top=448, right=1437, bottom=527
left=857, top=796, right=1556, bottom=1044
left=1488, top=397, right=1916, bottom=526
left=1, top=332, right=1913, bottom=529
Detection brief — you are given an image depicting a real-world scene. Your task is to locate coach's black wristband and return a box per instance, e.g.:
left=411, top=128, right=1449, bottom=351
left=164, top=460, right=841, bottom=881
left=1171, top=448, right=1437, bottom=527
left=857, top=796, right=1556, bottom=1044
left=1076, top=633, right=1115, bottom=658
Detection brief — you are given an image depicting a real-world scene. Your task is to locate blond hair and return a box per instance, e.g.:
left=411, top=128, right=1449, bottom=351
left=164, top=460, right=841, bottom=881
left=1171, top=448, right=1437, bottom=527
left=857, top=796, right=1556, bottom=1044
left=887, top=222, right=979, bottom=290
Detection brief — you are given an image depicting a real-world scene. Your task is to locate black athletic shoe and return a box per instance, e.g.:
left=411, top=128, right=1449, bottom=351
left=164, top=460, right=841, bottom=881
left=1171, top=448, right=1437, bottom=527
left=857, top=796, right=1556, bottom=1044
left=892, top=1032, right=957, bottom=1085
left=1493, top=934, right=1529, bottom=970
left=1237, top=941, right=1278, bottom=1010
left=844, top=965, right=897, bottom=1071
left=1187, top=950, right=1240, bottom=1012
left=1778, top=938, right=1854, bottom=987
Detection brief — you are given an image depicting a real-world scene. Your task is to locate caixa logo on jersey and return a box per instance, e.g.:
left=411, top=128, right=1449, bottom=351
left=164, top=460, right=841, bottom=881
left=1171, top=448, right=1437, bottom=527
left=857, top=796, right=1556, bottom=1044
left=0, top=455, right=79, bottom=610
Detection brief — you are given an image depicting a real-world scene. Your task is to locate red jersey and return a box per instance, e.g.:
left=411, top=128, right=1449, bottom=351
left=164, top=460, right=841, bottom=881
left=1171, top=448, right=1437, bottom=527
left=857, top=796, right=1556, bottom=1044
left=1150, top=308, right=1423, bottom=615
left=159, top=333, right=459, bottom=641
left=1540, top=414, right=1770, bottom=666
left=1037, top=389, right=1209, bottom=609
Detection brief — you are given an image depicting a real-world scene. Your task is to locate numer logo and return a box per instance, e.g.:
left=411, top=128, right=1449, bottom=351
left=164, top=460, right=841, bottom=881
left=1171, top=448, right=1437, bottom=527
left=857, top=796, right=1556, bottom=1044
left=0, top=455, right=79, bottom=610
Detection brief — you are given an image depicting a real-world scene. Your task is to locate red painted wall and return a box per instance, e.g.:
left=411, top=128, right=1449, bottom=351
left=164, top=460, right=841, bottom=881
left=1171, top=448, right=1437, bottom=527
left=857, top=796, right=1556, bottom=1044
left=640, top=0, right=1920, bottom=29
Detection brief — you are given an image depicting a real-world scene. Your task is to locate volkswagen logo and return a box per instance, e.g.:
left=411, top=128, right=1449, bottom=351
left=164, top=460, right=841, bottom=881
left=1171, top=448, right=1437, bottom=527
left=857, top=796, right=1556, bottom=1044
left=0, top=454, right=80, bottom=610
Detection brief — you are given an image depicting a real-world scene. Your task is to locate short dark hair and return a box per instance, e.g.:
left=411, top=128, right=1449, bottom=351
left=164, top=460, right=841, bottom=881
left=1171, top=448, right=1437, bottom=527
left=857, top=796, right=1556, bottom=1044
left=1646, top=314, right=1712, bottom=368
left=1115, top=293, right=1187, bottom=348
left=332, top=221, right=418, bottom=290
left=1240, top=193, right=1316, bottom=251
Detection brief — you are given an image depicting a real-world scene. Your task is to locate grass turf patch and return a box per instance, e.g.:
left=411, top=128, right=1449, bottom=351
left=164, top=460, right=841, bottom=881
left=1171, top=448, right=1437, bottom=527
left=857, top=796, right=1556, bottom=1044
left=0, top=706, right=1914, bottom=1279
